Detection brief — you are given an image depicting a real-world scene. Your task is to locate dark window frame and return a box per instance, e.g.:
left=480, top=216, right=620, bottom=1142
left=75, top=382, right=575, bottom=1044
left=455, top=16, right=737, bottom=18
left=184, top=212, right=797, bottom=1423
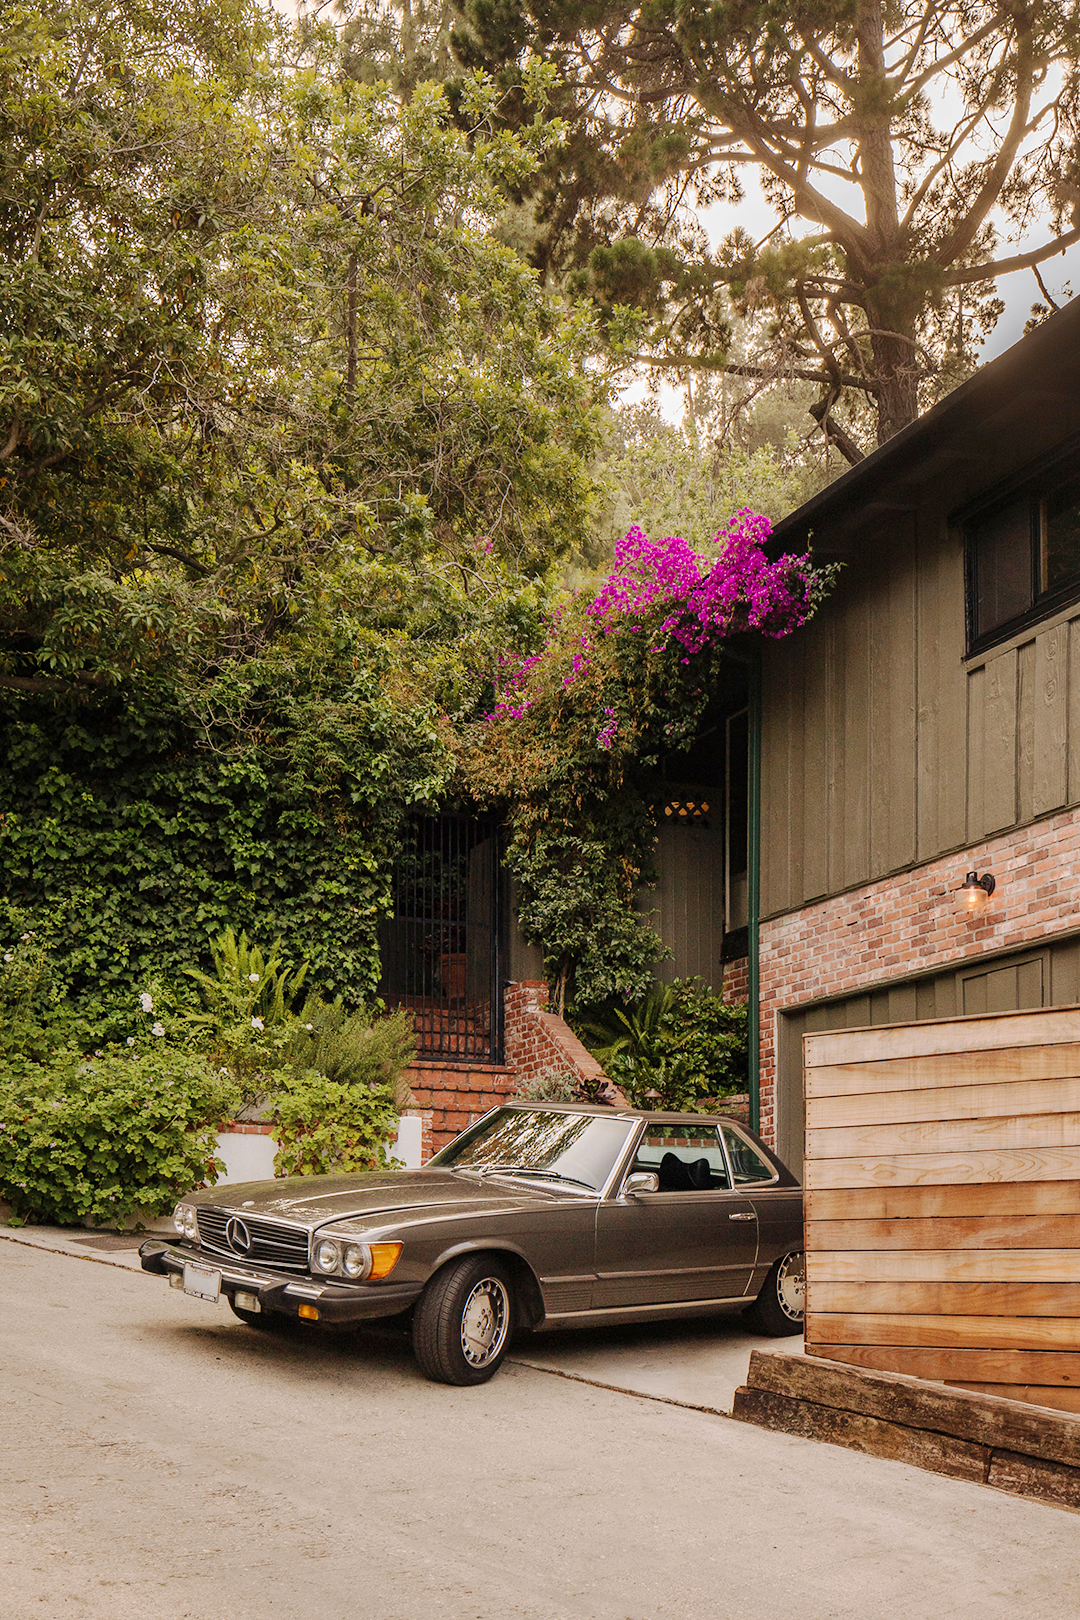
left=961, top=433, right=1080, bottom=656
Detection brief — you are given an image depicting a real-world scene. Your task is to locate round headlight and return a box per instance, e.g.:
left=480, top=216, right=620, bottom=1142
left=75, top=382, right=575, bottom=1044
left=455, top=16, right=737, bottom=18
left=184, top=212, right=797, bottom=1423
left=342, top=1243, right=371, bottom=1280
left=184, top=1207, right=198, bottom=1239
left=314, top=1238, right=341, bottom=1274
left=173, top=1203, right=187, bottom=1236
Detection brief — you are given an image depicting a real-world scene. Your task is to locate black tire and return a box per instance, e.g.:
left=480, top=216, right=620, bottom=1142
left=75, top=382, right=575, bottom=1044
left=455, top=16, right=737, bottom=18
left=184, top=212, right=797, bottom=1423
left=743, top=1251, right=805, bottom=1337
left=411, top=1255, right=515, bottom=1386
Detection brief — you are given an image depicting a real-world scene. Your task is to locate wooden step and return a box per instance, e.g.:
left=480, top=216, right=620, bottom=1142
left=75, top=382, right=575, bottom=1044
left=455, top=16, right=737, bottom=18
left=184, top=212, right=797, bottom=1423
left=732, top=1349, right=1080, bottom=1511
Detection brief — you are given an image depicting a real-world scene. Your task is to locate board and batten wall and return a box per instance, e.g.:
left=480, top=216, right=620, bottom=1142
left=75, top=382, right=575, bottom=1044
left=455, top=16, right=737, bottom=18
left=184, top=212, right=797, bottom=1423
left=648, top=817, right=725, bottom=990
left=803, top=1008, right=1080, bottom=1413
left=760, top=510, right=1080, bottom=920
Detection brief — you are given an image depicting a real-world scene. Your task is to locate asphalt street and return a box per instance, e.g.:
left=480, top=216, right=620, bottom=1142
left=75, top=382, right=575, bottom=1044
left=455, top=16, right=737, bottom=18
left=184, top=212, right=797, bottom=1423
left=2, top=1239, right=1079, bottom=1620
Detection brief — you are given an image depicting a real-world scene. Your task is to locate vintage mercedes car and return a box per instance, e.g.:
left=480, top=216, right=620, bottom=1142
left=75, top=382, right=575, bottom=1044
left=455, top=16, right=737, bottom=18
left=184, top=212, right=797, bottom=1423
left=139, top=1103, right=804, bottom=1385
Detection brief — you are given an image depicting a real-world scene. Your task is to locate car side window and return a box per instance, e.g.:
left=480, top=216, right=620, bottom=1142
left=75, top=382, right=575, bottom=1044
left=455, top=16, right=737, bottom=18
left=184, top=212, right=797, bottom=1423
left=720, top=1124, right=778, bottom=1185
left=630, top=1125, right=731, bottom=1191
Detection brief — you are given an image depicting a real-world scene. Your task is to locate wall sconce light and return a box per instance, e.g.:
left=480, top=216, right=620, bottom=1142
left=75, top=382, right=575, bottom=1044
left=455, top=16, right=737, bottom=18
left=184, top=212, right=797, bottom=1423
left=957, top=870, right=996, bottom=912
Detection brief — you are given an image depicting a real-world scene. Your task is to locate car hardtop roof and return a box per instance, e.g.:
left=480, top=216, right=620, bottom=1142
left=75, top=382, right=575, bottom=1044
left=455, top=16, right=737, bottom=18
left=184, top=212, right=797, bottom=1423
left=501, top=1100, right=749, bottom=1127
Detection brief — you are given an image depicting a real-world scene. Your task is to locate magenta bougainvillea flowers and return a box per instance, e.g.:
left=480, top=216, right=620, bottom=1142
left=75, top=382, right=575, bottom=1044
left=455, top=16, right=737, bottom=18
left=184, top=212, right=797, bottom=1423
left=488, top=511, right=818, bottom=740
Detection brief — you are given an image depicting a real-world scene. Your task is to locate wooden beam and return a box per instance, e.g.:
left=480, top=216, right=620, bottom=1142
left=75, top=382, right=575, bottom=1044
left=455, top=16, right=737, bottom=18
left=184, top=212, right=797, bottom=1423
left=805, top=1182, right=1080, bottom=1221
left=743, top=1350, right=1080, bottom=1465
left=807, top=1075, right=1080, bottom=1130
left=808, top=1311, right=1080, bottom=1349
left=807, top=1111, right=1080, bottom=1160
left=804, top=1010, right=1080, bottom=1068
left=732, top=1386, right=989, bottom=1482
left=806, top=1045, right=1080, bottom=1100
left=804, top=1146, right=1080, bottom=1190
left=807, top=1343, right=1080, bottom=1384
left=805, top=1213, right=1080, bottom=1250
left=807, top=1281, right=1080, bottom=1317
left=808, top=1249, right=1080, bottom=1283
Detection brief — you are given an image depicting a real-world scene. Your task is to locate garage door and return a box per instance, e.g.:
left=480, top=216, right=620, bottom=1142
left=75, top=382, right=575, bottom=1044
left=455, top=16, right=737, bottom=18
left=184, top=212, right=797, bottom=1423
left=774, top=935, right=1080, bottom=1175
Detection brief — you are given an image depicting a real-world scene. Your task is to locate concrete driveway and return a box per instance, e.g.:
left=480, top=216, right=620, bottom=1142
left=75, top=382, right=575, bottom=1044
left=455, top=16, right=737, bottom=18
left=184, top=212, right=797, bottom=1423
left=3, top=1233, right=1080, bottom=1620
left=0, top=1222, right=797, bottom=1412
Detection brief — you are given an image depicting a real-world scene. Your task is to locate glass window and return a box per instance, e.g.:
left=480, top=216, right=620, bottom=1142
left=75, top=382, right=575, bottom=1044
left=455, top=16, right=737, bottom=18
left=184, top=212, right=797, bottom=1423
left=720, top=1124, right=777, bottom=1185
left=630, top=1123, right=731, bottom=1191
left=966, top=460, right=1080, bottom=648
left=1042, top=471, right=1080, bottom=595
left=969, top=495, right=1035, bottom=642
left=430, top=1108, right=634, bottom=1193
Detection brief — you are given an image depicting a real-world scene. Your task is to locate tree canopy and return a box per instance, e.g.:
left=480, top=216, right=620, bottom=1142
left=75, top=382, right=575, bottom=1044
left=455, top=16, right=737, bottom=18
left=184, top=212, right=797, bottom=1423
left=0, top=0, right=601, bottom=701
left=453, top=0, right=1080, bottom=448
left=0, top=0, right=837, bottom=1021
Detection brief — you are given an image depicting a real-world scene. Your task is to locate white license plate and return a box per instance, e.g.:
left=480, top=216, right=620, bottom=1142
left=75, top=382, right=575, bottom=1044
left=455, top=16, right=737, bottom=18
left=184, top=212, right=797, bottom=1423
left=183, top=1261, right=221, bottom=1302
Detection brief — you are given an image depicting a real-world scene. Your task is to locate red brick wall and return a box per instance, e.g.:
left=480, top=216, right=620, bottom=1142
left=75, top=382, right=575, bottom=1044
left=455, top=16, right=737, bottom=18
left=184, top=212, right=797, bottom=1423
left=404, top=1061, right=515, bottom=1155
left=756, top=805, right=1080, bottom=1146
left=504, top=980, right=609, bottom=1093
left=404, top=981, right=614, bottom=1155
left=722, top=956, right=749, bottom=1005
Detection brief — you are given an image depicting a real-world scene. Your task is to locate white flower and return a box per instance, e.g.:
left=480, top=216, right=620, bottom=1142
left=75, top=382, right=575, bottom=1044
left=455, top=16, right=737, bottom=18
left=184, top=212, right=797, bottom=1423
left=152, top=1021, right=165, bottom=1037
left=2, top=954, right=11, bottom=963
left=251, top=1016, right=264, bottom=1032
left=304, top=1023, right=314, bottom=1032
left=139, top=992, right=154, bottom=1014
left=126, top=1037, right=135, bottom=1047
left=248, top=972, right=260, bottom=984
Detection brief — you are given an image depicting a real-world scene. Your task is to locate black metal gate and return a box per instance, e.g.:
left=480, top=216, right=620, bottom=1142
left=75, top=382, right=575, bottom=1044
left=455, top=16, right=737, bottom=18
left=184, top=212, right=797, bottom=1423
left=379, top=814, right=503, bottom=1063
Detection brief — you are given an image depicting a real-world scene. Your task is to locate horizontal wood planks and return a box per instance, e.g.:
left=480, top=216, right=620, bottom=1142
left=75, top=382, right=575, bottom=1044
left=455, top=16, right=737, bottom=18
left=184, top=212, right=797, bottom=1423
left=803, top=1009, right=1080, bottom=1407
left=804, top=1011, right=1080, bottom=1069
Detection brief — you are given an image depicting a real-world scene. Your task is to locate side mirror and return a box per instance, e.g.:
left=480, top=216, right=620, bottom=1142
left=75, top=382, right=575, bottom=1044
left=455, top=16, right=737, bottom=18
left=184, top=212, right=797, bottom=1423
left=623, top=1171, right=659, bottom=1198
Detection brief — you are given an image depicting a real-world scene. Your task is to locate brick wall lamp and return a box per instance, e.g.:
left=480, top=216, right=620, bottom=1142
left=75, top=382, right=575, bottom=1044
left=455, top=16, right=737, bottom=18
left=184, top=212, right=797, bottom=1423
left=957, top=870, right=996, bottom=912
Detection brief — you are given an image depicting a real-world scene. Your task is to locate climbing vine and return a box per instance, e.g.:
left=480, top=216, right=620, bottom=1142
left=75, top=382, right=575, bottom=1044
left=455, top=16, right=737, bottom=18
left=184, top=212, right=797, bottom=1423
left=466, top=512, right=837, bottom=1012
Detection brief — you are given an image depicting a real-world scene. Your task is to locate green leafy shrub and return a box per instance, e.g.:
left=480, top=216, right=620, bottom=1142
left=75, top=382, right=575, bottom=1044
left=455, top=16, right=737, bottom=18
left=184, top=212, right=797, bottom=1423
left=577, top=979, right=747, bottom=1111
left=270, top=1076, right=401, bottom=1177
left=0, top=917, right=72, bottom=1061
left=284, top=998, right=415, bottom=1109
left=0, top=1049, right=242, bottom=1227
left=510, top=1070, right=583, bottom=1103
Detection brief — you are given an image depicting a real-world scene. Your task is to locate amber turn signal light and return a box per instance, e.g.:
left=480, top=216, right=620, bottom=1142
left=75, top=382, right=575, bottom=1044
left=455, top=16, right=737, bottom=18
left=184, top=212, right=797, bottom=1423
left=297, top=1303, right=320, bottom=1321
left=368, top=1243, right=403, bottom=1280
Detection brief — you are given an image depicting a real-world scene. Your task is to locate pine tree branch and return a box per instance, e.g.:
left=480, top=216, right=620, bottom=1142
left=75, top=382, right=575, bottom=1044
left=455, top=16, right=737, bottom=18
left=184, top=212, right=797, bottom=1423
left=945, top=226, right=1080, bottom=286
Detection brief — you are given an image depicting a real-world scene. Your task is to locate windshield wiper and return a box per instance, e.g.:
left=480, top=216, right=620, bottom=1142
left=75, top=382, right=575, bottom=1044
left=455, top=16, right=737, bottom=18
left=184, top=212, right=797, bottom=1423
left=472, top=1164, right=595, bottom=1191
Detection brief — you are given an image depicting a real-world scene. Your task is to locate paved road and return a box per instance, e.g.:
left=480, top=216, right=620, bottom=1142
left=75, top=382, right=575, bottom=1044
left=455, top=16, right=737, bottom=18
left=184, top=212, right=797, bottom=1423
left=2, top=1242, right=1079, bottom=1620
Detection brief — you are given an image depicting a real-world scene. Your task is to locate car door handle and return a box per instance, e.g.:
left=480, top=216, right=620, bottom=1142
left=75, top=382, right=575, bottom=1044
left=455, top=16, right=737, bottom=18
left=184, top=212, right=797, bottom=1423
left=727, top=1212, right=755, bottom=1221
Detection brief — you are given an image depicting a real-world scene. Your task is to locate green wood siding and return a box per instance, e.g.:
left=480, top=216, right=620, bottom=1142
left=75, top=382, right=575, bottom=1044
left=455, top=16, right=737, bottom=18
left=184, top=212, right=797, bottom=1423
left=761, top=507, right=1080, bottom=918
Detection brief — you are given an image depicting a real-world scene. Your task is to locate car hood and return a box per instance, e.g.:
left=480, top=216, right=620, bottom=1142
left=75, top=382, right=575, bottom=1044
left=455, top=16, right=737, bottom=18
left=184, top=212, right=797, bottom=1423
left=192, top=1168, right=572, bottom=1229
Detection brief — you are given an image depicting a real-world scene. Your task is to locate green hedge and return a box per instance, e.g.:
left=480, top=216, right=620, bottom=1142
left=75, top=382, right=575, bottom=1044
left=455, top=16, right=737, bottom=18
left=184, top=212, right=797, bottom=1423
left=0, top=681, right=433, bottom=1038
left=0, top=1048, right=241, bottom=1226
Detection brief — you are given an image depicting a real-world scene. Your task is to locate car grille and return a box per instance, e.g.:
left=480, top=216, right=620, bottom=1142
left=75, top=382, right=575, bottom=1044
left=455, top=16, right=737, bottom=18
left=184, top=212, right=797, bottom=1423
left=196, top=1206, right=310, bottom=1271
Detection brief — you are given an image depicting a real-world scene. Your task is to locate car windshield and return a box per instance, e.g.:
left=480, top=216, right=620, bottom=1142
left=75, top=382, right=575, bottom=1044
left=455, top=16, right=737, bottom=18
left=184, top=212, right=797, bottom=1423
left=431, top=1109, right=635, bottom=1194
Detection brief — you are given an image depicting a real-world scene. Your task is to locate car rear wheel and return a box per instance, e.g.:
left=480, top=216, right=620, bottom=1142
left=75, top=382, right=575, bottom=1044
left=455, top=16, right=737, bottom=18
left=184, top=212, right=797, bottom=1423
left=743, top=1251, right=805, bottom=1337
left=412, top=1255, right=515, bottom=1386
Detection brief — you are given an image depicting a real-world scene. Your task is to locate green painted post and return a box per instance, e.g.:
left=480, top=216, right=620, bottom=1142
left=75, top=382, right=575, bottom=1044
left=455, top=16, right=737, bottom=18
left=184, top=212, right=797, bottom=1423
left=747, top=648, right=761, bottom=1135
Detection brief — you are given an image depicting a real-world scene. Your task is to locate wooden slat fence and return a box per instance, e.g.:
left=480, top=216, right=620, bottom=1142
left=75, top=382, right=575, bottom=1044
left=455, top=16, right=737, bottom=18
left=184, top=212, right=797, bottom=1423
left=804, top=1008, right=1080, bottom=1413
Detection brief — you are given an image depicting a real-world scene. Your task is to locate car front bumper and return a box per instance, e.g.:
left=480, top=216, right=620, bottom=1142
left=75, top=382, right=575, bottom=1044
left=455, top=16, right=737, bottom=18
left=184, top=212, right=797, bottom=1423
left=139, top=1240, right=422, bottom=1323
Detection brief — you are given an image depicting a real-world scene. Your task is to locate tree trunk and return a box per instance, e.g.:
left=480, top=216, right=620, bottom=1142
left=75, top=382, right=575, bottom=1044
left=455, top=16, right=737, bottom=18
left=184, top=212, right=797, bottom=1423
left=855, top=4, right=918, bottom=444
left=870, top=324, right=920, bottom=443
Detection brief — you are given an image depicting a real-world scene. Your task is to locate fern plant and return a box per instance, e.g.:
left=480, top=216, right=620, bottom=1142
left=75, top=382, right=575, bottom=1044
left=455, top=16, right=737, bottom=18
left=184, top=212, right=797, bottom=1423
left=180, top=927, right=308, bottom=1087
left=284, top=996, right=416, bottom=1111
left=575, top=979, right=747, bottom=1111
left=575, top=982, right=679, bottom=1067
